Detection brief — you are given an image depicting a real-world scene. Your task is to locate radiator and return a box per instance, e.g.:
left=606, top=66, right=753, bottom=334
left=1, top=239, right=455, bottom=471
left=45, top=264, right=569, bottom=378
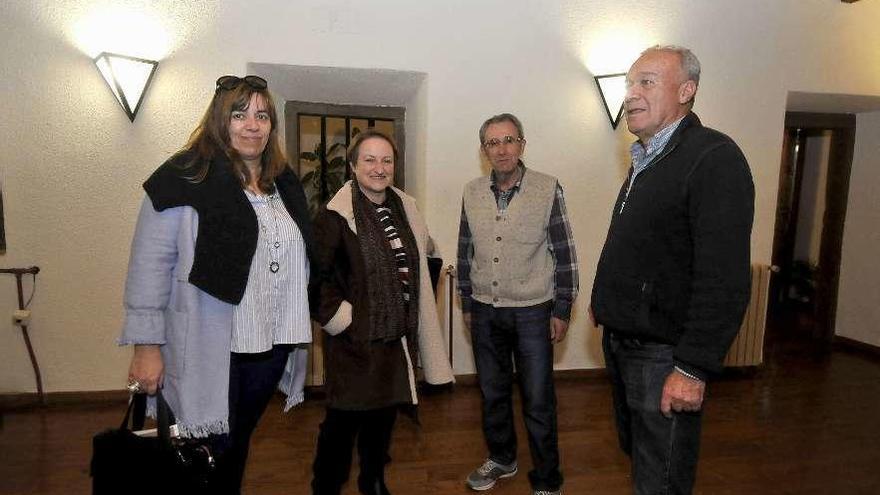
left=724, top=264, right=772, bottom=367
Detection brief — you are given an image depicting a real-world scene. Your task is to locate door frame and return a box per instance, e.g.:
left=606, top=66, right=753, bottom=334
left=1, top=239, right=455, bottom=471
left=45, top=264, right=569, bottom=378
left=771, top=111, right=856, bottom=342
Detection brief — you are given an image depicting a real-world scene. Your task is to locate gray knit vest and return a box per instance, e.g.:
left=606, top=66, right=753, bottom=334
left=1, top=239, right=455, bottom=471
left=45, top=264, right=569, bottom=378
left=463, top=168, right=557, bottom=308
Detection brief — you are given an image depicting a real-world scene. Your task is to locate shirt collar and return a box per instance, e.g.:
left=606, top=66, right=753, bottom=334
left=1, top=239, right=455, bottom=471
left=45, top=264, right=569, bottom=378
left=630, top=116, right=686, bottom=160
left=490, top=161, right=526, bottom=192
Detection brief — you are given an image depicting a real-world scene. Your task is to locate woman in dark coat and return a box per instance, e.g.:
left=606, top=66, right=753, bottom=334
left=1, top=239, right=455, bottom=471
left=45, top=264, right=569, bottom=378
left=309, top=130, right=454, bottom=495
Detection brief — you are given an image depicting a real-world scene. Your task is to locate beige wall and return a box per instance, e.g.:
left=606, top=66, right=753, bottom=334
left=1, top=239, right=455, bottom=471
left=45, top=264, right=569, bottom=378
left=836, top=111, right=880, bottom=347
left=2, top=0, right=880, bottom=393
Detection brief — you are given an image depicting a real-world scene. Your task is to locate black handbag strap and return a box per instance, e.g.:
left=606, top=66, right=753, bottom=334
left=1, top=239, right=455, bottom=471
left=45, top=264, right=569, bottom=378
left=120, top=390, right=176, bottom=449
left=155, top=390, right=174, bottom=447
left=120, top=393, right=147, bottom=430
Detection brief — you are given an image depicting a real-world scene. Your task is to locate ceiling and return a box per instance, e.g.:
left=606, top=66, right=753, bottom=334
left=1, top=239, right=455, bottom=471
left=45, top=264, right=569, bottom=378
left=786, top=91, right=880, bottom=114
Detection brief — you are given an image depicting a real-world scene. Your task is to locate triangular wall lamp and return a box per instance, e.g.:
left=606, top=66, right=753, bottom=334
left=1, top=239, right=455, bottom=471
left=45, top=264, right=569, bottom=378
left=94, top=52, right=159, bottom=122
left=593, top=73, right=627, bottom=130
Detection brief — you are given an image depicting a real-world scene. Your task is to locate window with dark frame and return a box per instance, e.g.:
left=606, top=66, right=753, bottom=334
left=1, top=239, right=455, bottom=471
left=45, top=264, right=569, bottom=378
left=285, top=101, right=405, bottom=218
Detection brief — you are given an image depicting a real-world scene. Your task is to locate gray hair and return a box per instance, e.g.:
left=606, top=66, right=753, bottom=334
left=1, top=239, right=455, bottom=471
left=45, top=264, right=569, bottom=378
left=642, top=45, right=701, bottom=85
left=478, top=113, right=524, bottom=145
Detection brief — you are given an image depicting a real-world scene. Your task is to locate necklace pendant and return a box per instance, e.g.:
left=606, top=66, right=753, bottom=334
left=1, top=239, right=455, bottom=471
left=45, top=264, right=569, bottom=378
left=269, top=261, right=280, bottom=273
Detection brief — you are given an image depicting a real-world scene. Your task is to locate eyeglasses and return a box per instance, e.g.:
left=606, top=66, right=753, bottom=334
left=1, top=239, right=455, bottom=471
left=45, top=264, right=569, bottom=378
left=215, top=75, right=268, bottom=91
left=482, top=135, right=525, bottom=150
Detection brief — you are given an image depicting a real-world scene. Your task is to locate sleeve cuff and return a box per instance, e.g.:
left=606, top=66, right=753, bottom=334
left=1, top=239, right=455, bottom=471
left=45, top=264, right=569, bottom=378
left=119, top=309, right=167, bottom=345
left=673, top=360, right=708, bottom=382
left=552, top=300, right=572, bottom=321
left=460, top=295, right=473, bottom=314
left=323, top=300, right=352, bottom=336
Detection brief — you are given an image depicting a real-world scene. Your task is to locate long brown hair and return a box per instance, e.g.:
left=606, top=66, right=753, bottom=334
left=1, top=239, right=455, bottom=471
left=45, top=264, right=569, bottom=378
left=178, top=80, right=287, bottom=192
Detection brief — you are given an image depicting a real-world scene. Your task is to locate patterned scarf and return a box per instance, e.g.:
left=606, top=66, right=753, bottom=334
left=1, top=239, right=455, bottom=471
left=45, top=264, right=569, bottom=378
left=351, top=182, right=420, bottom=342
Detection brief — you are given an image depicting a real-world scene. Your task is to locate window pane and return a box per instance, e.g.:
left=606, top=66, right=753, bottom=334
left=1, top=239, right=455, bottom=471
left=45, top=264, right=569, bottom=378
left=350, top=119, right=369, bottom=140
left=299, top=115, right=322, bottom=215
left=374, top=119, right=395, bottom=141
left=325, top=117, right=348, bottom=199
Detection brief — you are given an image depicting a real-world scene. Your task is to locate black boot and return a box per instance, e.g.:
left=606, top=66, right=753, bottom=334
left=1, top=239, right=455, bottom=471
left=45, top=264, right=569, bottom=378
left=357, top=476, right=391, bottom=495
left=312, top=409, right=357, bottom=495
left=312, top=477, right=343, bottom=495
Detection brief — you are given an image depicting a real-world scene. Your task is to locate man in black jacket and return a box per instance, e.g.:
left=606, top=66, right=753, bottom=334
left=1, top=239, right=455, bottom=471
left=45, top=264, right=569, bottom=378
left=590, top=45, right=754, bottom=494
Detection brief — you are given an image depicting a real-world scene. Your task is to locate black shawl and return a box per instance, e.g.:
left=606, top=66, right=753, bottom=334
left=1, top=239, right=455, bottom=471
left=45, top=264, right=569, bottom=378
left=143, top=152, right=315, bottom=304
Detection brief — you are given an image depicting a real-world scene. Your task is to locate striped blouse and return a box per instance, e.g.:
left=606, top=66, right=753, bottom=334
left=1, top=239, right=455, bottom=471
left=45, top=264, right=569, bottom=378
left=231, top=188, right=311, bottom=353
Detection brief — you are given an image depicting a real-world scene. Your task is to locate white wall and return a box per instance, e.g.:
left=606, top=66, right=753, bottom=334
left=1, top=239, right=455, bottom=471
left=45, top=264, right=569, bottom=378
left=836, top=111, right=880, bottom=347
left=2, top=0, right=880, bottom=393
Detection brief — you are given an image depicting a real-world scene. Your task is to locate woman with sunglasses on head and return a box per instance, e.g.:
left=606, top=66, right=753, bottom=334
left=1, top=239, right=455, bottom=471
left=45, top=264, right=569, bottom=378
left=309, top=129, right=454, bottom=495
left=119, top=75, right=315, bottom=494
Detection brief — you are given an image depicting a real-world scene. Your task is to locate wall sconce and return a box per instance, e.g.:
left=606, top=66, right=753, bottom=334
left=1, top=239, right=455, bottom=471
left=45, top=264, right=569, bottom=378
left=593, top=73, right=627, bottom=129
left=94, top=52, right=158, bottom=122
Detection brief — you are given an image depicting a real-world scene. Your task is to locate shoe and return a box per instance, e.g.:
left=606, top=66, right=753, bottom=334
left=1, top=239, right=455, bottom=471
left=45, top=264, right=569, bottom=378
left=466, top=458, right=518, bottom=491
left=358, top=477, right=391, bottom=495
left=532, top=490, right=562, bottom=495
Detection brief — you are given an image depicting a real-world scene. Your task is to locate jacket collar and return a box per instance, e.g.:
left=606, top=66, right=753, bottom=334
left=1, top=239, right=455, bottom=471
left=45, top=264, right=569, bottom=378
left=326, top=180, right=415, bottom=233
left=637, top=112, right=703, bottom=171
left=664, top=111, right=702, bottom=151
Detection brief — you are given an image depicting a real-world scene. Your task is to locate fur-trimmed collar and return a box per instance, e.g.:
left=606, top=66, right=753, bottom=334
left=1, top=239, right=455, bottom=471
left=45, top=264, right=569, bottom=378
left=326, top=180, right=416, bottom=234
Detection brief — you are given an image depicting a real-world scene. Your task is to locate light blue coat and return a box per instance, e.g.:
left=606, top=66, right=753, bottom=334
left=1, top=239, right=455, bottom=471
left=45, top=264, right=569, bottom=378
left=119, top=198, right=307, bottom=437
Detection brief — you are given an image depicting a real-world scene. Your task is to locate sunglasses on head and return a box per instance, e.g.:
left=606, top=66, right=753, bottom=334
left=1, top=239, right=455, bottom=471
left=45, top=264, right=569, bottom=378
left=215, top=75, right=268, bottom=91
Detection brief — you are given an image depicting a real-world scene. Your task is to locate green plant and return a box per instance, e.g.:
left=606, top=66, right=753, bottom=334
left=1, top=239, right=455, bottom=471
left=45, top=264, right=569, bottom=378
left=300, top=141, right=348, bottom=218
left=299, top=128, right=361, bottom=218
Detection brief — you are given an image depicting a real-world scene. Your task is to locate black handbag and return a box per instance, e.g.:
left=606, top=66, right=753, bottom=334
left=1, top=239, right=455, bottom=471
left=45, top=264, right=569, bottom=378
left=90, top=390, right=216, bottom=494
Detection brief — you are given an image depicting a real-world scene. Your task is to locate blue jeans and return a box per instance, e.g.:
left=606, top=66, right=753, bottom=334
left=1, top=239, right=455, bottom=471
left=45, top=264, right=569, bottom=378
left=603, top=330, right=702, bottom=495
left=470, top=300, right=562, bottom=491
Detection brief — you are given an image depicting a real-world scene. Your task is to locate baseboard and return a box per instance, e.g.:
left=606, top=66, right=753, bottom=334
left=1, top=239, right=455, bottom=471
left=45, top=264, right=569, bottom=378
left=1, top=369, right=613, bottom=410
left=0, top=389, right=129, bottom=411
left=834, top=335, right=880, bottom=360
left=451, top=368, right=608, bottom=386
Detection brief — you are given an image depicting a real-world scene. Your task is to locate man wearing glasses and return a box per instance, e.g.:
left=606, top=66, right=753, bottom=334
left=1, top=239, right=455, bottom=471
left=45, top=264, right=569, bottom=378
left=457, top=113, right=578, bottom=495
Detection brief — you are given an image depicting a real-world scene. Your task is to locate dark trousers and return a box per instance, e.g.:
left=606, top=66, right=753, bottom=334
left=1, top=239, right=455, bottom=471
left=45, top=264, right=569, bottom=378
left=210, top=344, right=291, bottom=495
left=603, top=330, right=702, bottom=495
left=312, top=406, right=398, bottom=495
left=470, top=300, right=562, bottom=491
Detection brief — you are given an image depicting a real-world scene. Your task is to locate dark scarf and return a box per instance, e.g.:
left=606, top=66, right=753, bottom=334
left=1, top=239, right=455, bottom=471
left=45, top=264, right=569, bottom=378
left=143, top=152, right=315, bottom=304
left=351, top=182, right=420, bottom=343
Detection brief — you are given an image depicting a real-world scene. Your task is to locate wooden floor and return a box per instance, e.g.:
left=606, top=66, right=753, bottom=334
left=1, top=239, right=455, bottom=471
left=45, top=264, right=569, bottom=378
left=2, top=318, right=880, bottom=494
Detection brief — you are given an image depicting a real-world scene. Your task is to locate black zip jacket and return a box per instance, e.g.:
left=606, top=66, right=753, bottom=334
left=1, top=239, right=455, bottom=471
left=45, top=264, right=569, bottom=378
left=591, top=112, right=754, bottom=379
